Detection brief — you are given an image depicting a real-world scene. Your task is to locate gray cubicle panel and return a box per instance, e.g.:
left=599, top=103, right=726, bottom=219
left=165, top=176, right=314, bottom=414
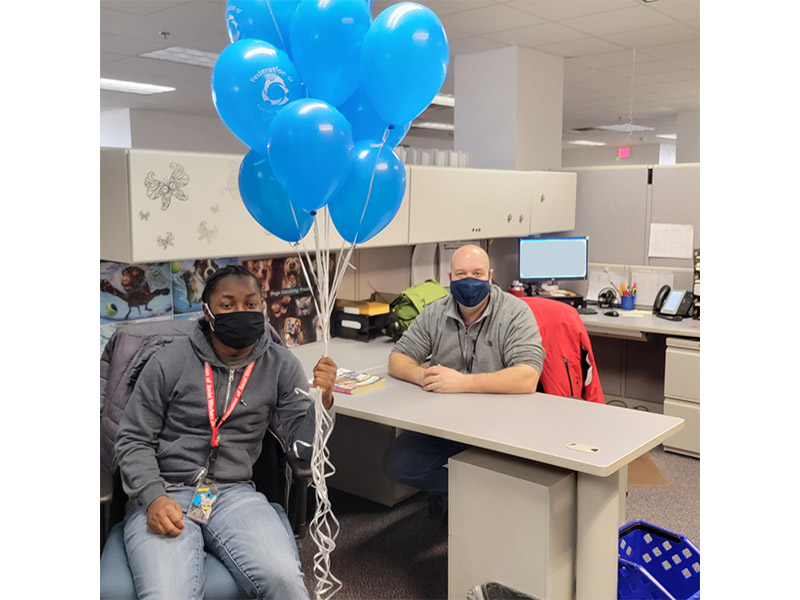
left=570, top=166, right=649, bottom=265
left=565, top=163, right=699, bottom=269
left=649, top=164, right=700, bottom=270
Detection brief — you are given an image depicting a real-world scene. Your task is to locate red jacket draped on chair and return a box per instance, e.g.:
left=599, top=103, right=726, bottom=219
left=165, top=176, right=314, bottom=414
left=521, top=297, right=604, bottom=404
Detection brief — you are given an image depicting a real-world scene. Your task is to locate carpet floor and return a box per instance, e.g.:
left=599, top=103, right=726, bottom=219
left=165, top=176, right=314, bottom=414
left=298, top=445, right=699, bottom=599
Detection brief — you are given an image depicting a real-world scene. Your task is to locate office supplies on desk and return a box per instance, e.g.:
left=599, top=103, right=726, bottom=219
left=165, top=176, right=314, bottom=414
left=577, top=307, right=597, bottom=315
left=333, top=368, right=386, bottom=395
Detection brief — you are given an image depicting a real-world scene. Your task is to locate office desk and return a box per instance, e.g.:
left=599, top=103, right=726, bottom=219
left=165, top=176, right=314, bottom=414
left=580, top=310, right=700, bottom=340
left=291, top=338, right=684, bottom=599
left=579, top=311, right=701, bottom=456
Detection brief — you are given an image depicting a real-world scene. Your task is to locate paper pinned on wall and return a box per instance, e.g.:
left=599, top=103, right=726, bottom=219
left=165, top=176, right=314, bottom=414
left=411, top=243, right=438, bottom=286
left=648, top=223, right=694, bottom=259
left=630, top=268, right=674, bottom=307
left=587, top=265, right=629, bottom=303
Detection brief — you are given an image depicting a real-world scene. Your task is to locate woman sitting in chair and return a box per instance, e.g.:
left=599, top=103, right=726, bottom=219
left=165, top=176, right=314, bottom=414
left=116, top=265, right=336, bottom=600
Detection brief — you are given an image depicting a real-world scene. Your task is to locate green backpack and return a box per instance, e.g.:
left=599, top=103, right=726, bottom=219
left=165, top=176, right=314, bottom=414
left=384, top=279, right=449, bottom=341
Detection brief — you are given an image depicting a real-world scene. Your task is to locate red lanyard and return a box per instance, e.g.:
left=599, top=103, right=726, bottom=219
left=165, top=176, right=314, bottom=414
left=204, top=361, right=254, bottom=447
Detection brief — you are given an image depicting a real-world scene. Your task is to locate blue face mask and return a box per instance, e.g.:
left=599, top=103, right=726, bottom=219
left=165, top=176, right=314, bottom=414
left=450, top=277, right=491, bottom=308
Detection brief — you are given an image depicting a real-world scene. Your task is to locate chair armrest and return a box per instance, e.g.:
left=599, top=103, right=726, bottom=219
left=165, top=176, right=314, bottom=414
left=285, top=452, right=312, bottom=540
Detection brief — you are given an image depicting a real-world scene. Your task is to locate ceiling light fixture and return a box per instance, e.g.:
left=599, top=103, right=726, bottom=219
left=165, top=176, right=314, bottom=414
left=656, top=133, right=677, bottom=140
left=596, top=123, right=654, bottom=133
left=140, top=46, right=220, bottom=68
left=567, top=140, right=607, bottom=146
left=100, top=78, right=176, bottom=95
left=431, top=93, right=455, bottom=107
left=411, top=121, right=455, bottom=131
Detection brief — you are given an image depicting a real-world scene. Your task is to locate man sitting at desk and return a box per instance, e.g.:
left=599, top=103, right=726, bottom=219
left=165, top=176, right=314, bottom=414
left=384, top=244, right=545, bottom=510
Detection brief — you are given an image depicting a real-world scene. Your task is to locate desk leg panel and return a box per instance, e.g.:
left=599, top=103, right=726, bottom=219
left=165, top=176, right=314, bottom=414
left=576, top=471, right=621, bottom=600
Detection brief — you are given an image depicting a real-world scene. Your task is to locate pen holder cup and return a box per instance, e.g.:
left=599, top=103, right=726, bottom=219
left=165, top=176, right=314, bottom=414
left=621, top=296, right=635, bottom=311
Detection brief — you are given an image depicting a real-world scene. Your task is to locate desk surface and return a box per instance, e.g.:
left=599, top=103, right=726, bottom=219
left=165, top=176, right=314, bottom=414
left=291, top=338, right=683, bottom=478
left=580, top=310, right=700, bottom=339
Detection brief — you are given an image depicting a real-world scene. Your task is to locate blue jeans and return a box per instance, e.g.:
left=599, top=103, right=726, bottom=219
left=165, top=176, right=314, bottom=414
left=383, top=431, right=470, bottom=497
left=123, top=483, right=308, bottom=600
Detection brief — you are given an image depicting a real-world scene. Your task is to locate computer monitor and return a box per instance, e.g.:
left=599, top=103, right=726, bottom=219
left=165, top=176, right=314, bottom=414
left=518, top=237, right=588, bottom=283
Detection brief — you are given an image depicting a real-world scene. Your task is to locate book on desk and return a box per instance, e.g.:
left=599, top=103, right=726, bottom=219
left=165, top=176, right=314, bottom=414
left=333, top=368, right=386, bottom=395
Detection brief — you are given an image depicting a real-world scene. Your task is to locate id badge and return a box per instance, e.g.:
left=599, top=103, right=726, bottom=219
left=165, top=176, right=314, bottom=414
left=186, top=480, right=218, bottom=525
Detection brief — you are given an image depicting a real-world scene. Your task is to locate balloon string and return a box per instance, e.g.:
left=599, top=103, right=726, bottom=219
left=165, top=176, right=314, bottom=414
left=265, top=0, right=289, bottom=54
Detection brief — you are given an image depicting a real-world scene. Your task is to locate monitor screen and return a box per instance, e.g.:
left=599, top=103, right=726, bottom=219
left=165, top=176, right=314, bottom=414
left=518, top=237, right=588, bottom=281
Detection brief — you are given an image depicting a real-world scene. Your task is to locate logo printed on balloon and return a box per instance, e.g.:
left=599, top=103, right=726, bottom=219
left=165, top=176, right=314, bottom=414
left=226, top=13, right=240, bottom=40
left=261, top=73, right=290, bottom=106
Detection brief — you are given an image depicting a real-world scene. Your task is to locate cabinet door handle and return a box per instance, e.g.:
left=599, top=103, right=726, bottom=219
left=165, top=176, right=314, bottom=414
left=507, top=213, right=512, bottom=222
left=540, top=193, right=546, bottom=203
left=519, top=214, right=524, bottom=223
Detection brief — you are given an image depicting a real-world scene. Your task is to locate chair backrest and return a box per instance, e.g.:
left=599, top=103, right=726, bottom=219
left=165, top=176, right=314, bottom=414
left=100, top=318, right=293, bottom=510
left=521, top=297, right=604, bottom=404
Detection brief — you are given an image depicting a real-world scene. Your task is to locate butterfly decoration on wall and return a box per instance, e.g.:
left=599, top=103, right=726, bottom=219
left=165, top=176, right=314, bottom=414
left=198, top=221, right=218, bottom=244
left=139, top=210, right=151, bottom=221
left=145, top=162, right=190, bottom=211
left=210, top=203, right=220, bottom=214
left=220, top=161, right=240, bottom=201
left=157, top=231, right=175, bottom=250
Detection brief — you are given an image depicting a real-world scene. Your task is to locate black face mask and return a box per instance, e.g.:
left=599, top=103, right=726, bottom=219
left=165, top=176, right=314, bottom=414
left=206, top=307, right=265, bottom=349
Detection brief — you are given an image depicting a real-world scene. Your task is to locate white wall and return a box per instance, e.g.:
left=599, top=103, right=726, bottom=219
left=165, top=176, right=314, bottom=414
left=100, top=108, right=132, bottom=148
left=130, top=109, right=249, bottom=154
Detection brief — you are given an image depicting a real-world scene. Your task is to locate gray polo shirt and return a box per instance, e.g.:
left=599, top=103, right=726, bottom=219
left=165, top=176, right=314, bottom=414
left=392, top=284, right=545, bottom=375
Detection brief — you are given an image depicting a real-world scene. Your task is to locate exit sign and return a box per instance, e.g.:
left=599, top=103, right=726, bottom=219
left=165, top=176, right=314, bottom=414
left=618, top=147, right=630, bottom=159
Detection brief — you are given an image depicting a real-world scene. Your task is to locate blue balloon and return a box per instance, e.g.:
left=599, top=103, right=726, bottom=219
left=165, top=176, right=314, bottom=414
left=268, top=98, right=354, bottom=213
left=290, top=0, right=371, bottom=107
left=337, top=85, right=409, bottom=147
left=212, top=39, right=305, bottom=154
left=225, top=0, right=301, bottom=57
left=238, top=150, right=314, bottom=242
left=360, top=2, right=449, bottom=125
left=328, top=140, right=406, bottom=244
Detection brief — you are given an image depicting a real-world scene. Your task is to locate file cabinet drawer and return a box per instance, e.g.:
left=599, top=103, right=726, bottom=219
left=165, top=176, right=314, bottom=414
left=664, top=339, right=700, bottom=403
left=663, top=399, right=700, bottom=457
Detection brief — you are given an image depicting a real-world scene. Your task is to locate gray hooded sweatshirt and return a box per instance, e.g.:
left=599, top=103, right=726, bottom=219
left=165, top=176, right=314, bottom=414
left=115, top=320, right=319, bottom=509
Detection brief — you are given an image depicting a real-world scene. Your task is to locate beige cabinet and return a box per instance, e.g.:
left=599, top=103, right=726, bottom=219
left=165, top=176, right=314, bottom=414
left=407, top=165, right=532, bottom=244
left=101, top=149, right=578, bottom=263
left=529, top=170, right=577, bottom=234
left=449, top=448, right=576, bottom=600
left=101, top=147, right=352, bottom=263
left=663, top=337, right=700, bottom=457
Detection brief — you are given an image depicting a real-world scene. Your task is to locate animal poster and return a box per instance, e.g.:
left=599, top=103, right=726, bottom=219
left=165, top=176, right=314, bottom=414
left=172, top=258, right=239, bottom=315
left=261, top=255, right=334, bottom=348
left=100, top=262, right=173, bottom=324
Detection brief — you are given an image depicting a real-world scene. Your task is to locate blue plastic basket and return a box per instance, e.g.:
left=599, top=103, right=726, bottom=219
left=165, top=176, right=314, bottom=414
left=618, top=520, right=700, bottom=600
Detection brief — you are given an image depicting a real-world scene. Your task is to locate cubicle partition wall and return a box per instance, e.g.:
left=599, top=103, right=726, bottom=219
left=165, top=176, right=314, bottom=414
left=483, top=164, right=701, bottom=415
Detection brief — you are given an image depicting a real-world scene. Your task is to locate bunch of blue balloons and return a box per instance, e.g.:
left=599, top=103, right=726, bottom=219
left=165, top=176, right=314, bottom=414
left=213, top=0, right=449, bottom=244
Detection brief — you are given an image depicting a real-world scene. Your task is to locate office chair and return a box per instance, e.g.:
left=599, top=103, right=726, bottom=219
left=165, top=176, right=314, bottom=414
left=99, top=319, right=313, bottom=599
left=521, top=297, right=604, bottom=404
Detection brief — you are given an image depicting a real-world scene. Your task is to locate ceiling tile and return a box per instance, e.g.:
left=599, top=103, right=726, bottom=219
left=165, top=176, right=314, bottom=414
left=649, top=0, right=700, bottom=23
left=561, top=5, right=675, bottom=37
left=537, top=36, right=626, bottom=58
left=449, top=36, right=508, bottom=56
left=101, top=1, right=195, bottom=17
left=440, top=4, right=544, bottom=35
left=506, top=0, right=636, bottom=22
left=372, top=0, right=494, bottom=18
left=100, top=32, right=170, bottom=56
left=604, top=23, right=699, bottom=49
left=486, top=21, right=588, bottom=47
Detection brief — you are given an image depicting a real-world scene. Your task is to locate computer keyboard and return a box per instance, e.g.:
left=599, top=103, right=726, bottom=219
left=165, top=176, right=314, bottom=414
left=577, top=307, right=597, bottom=315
